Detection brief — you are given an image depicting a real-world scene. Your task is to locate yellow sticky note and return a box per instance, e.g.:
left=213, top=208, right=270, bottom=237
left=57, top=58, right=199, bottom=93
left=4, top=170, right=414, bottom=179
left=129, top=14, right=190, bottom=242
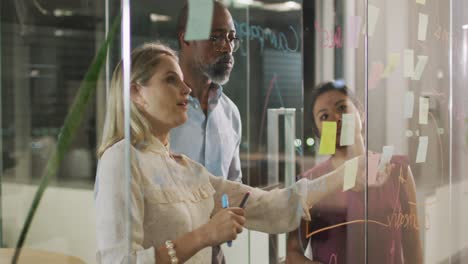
left=319, top=121, right=337, bottom=155
left=343, top=157, right=359, bottom=191
left=416, top=0, right=426, bottom=5
left=382, top=53, right=400, bottom=78
left=184, top=0, right=214, bottom=41
left=418, top=13, right=429, bottom=41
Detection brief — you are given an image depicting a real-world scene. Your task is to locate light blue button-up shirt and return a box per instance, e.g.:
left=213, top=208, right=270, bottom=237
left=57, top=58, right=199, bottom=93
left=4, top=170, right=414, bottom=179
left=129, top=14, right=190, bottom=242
left=170, top=85, right=242, bottom=182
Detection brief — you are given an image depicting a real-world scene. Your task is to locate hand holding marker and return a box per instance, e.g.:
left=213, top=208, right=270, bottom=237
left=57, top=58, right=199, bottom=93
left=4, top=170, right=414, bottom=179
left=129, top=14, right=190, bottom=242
left=239, top=191, right=251, bottom=209
left=221, top=192, right=251, bottom=247
left=221, top=194, right=232, bottom=247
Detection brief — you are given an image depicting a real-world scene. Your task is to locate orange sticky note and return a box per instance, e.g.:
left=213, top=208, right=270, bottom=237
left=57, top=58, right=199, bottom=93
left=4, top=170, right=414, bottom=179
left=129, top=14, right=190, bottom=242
left=319, top=121, right=337, bottom=155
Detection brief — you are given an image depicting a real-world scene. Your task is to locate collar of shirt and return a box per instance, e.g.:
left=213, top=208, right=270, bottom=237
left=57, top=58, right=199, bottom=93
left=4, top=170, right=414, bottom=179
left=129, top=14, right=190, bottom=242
left=136, top=136, right=171, bottom=155
left=188, top=84, right=223, bottom=110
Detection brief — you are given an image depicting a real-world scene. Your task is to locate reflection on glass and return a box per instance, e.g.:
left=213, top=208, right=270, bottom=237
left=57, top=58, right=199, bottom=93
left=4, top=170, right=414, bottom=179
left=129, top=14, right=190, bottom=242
left=287, top=81, right=422, bottom=263
left=2, top=0, right=467, bottom=263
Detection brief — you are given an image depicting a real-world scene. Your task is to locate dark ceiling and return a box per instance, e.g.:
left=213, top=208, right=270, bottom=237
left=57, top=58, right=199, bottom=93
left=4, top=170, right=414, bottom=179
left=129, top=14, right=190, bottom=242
left=1, top=0, right=302, bottom=32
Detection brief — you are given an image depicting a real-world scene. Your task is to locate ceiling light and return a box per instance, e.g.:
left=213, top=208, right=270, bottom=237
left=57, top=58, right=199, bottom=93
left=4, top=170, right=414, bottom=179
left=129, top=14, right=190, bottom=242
left=306, top=137, right=315, bottom=147
left=53, top=9, right=63, bottom=16
left=232, top=0, right=262, bottom=8
left=233, top=0, right=255, bottom=5
left=294, top=139, right=302, bottom=147
left=30, top=69, right=40, bottom=77
left=54, top=30, right=64, bottom=37
left=54, top=9, right=73, bottom=17
left=63, top=10, right=73, bottom=16
left=150, top=13, right=171, bottom=22
left=262, top=1, right=301, bottom=12
left=232, top=0, right=301, bottom=12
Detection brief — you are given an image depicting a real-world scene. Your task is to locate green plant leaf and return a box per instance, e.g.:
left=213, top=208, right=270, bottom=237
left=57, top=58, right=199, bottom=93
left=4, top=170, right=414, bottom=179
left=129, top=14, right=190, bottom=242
left=12, top=15, right=121, bottom=264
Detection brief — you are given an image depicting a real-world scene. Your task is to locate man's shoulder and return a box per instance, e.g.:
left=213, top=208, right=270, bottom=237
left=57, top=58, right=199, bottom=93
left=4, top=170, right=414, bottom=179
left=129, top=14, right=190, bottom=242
left=219, top=92, right=239, bottom=111
left=218, top=92, right=240, bottom=118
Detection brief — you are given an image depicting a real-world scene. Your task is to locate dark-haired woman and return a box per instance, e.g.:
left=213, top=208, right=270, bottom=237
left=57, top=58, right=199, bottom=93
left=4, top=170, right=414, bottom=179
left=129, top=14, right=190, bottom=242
left=286, top=81, right=423, bottom=264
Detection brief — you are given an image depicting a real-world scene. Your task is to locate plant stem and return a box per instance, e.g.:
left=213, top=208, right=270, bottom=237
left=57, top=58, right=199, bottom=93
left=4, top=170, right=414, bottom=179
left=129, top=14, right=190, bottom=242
left=12, top=15, right=120, bottom=264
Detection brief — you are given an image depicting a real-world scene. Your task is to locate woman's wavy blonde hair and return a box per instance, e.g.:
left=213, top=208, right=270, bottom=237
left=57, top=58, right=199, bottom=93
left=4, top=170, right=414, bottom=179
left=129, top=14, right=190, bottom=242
left=97, top=42, right=178, bottom=158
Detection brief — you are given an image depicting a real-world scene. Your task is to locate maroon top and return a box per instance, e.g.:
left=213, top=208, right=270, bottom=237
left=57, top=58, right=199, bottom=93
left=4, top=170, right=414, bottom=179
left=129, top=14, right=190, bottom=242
left=300, top=155, right=410, bottom=264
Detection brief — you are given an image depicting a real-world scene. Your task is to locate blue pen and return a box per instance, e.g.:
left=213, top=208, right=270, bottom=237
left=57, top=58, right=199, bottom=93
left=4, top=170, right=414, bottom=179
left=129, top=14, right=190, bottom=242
left=221, top=194, right=232, bottom=247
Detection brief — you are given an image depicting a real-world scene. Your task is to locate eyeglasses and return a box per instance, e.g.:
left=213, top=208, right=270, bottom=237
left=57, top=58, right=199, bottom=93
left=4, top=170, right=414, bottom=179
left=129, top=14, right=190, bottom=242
left=209, top=34, right=241, bottom=52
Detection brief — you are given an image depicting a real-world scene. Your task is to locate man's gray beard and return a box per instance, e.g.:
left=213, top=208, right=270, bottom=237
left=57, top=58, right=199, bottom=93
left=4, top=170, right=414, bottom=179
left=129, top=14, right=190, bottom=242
left=200, top=64, right=232, bottom=85
left=206, top=72, right=230, bottom=85
left=195, top=54, right=234, bottom=85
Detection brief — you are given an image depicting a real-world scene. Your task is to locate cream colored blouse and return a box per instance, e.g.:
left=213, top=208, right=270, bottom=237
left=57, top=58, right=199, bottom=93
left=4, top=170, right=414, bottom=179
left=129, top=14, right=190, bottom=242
left=95, top=139, right=312, bottom=264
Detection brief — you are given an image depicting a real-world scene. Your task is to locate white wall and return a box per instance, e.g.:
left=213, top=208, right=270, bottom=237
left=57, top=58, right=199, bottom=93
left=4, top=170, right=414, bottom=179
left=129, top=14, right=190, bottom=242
left=2, top=183, right=276, bottom=264
left=2, top=183, right=97, bottom=264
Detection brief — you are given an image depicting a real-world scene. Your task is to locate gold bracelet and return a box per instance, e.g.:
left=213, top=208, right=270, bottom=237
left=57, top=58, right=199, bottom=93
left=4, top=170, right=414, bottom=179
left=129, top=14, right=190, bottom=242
left=165, top=240, right=179, bottom=264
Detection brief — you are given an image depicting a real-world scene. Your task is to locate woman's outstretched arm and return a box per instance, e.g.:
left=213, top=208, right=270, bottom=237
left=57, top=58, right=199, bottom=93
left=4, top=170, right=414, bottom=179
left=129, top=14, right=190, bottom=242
left=207, top=158, right=355, bottom=234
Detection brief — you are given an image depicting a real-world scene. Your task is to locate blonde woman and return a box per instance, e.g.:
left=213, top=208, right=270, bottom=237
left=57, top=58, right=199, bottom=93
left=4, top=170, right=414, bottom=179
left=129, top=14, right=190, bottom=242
left=94, top=43, right=373, bottom=264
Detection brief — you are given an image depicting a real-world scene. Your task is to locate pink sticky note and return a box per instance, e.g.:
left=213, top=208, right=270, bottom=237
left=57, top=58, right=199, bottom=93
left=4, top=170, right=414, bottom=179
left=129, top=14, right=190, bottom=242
left=368, top=152, right=381, bottom=185
left=368, top=62, right=384, bottom=90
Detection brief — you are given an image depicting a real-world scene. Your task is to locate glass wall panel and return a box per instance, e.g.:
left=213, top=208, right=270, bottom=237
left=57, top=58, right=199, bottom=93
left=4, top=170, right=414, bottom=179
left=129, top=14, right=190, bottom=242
left=1, top=0, right=120, bottom=262
left=367, top=0, right=468, bottom=263
left=2, top=0, right=467, bottom=263
left=300, top=0, right=468, bottom=263
left=239, top=2, right=303, bottom=262
left=300, top=0, right=368, bottom=263
left=128, top=1, right=303, bottom=263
